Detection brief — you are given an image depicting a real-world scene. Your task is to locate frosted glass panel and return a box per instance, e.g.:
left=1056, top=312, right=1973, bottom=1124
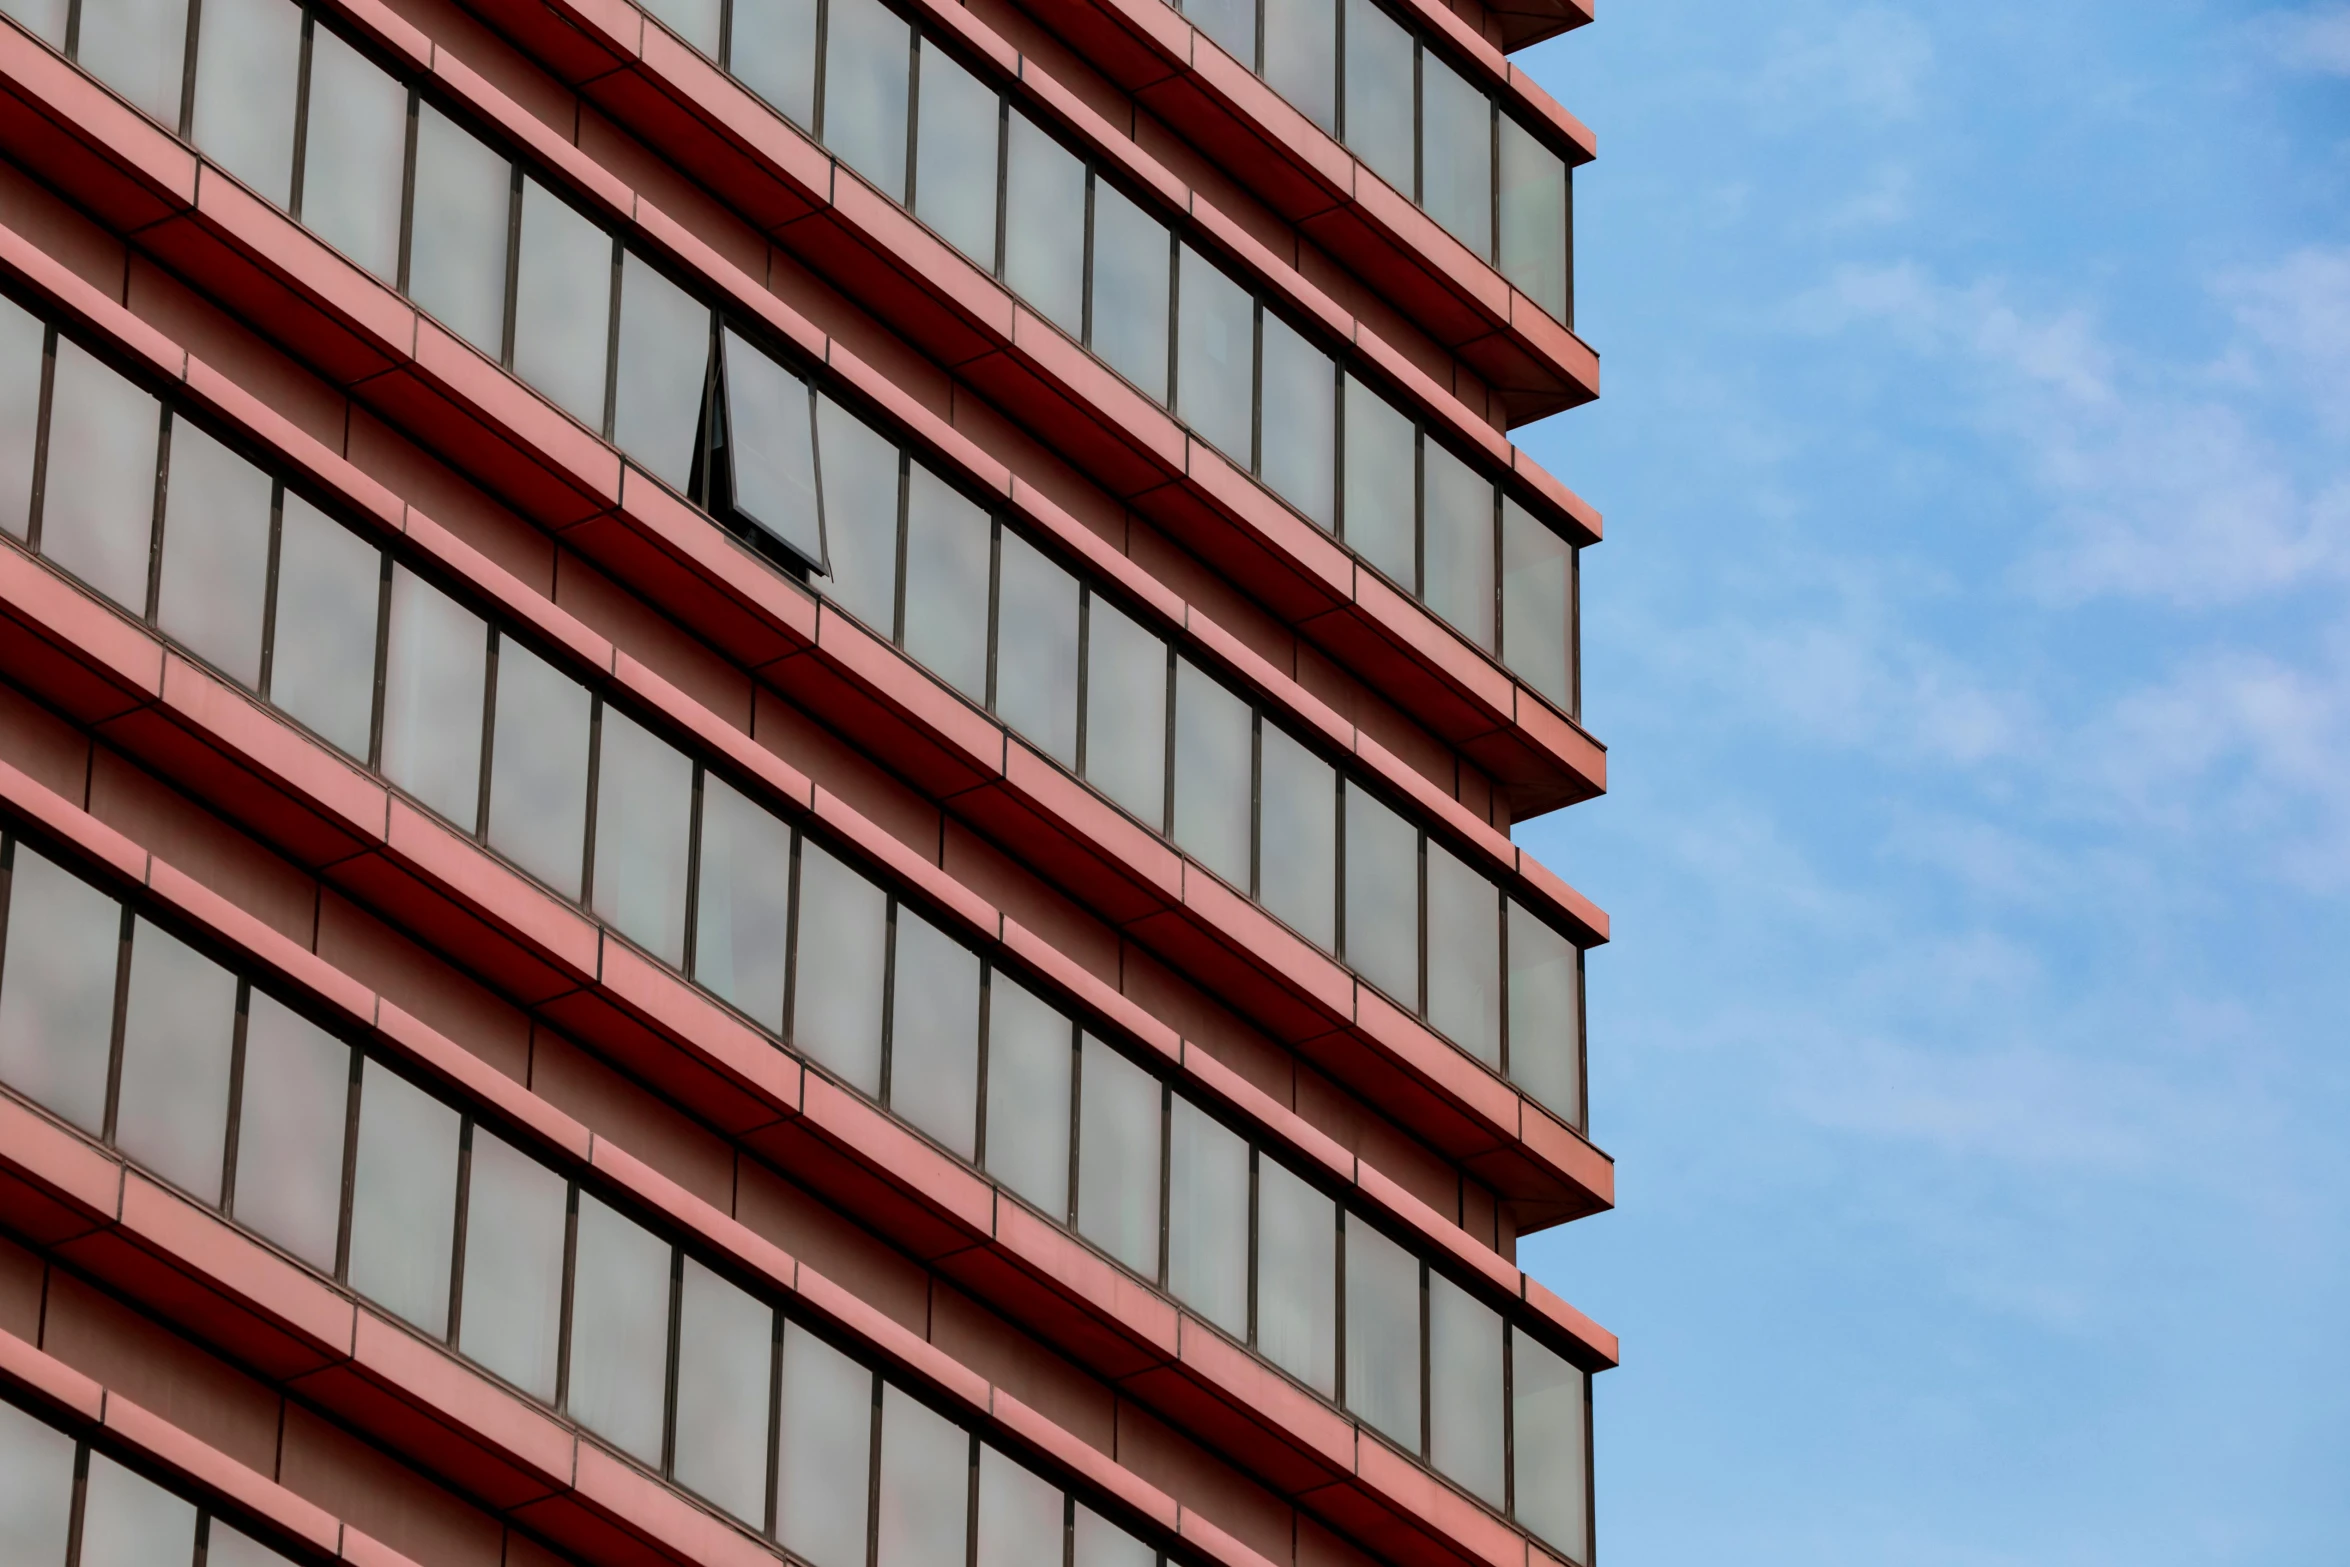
left=191, top=0, right=302, bottom=206
left=0, top=1397, right=75, bottom=1565
left=156, top=417, right=272, bottom=684
left=614, top=251, right=709, bottom=493
left=777, top=1325, right=874, bottom=1567
left=1076, top=1034, right=1159, bottom=1276
left=1254, top=1158, right=1334, bottom=1394
left=1512, top=1332, right=1589, bottom=1561
left=1166, top=1098, right=1246, bottom=1337
left=1081, top=596, right=1166, bottom=828
left=878, top=1386, right=969, bottom=1567
left=1257, top=724, right=1334, bottom=949
left=1427, top=1271, right=1503, bottom=1505
left=381, top=566, right=487, bottom=827
left=348, top=1060, right=461, bottom=1335
left=0, top=846, right=121, bottom=1133
left=1342, top=1215, right=1419, bottom=1447
left=732, top=0, right=818, bottom=125
left=1170, top=659, right=1250, bottom=888
left=793, top=841, right=887, bottom=1094
left=977, top=1445, right=1061, bottom=1567
left=567, top=1193, right=672, bottom=1463
left=980, top=974, right=1070, bottom=1218
left=458, top=1128, right=567, bottom=1400
left=822, top=0, right=911, bottom=198
left=1002, top=115, right=1084, bottom=336
left=513, top=180, right=614, bottom=426
left=1257, top=312, right=1334, bottom=528
left=814, top=394, right=900, bottom=630
left=1089, top=181, right=1170, bottom=399
left=1175, top=246, right=1252, bottom=462
left=1426, top=844, right=1499, bottom=1065
left=992, top=530, right=1079, bottom=767
left=1341, top=376, right=1414, bottom=574
left=692, top=775, right=793, bottom=1032
left=674, top=1255, right=773, bottom=1521
left=299, top=27, right=407, bottom=280
left=77, top=0, right=190, bottom=126
left=1507, top=900, right=1582, bottom=1127
left=484, top=636, right=591, bottom=898
left=0, top=298, right=42, bottom=537
left=231, top=990, right=349, bottom=1269
left=590, top=705, right=693, bottom=965
left=77, top=1451, right=196, bottom=1567
left=900, top=464, right=990, bottom=701
left=409, top=105, right=513, bottom=351
left=723, top=330, right=822, bottom=567
left=41, top=336, right=159, bottom=610
left=114, top=918, right=238, bottom=1200
left=1342, top=781, right=1416, bottom=1006
left=888, top=909, right=980, bottom=1159
left=1341, top=0, right=1413, bottom=195
left=913, top=45, right=999, bottom=265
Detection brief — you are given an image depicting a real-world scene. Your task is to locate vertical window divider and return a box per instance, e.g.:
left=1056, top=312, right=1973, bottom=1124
left=365, top=552, right=393, bottom=770
left=1163, top=241, right=1181, bottom=413
left=1332, top=768, right=1348, bottom=961
left=601, top=237, right=625, bottom=440
left=991, top=97, right=1010, bottom=278
left=877, top=897, right=900, bottom=1108
left=175, top=0, right=203, bottom=140
left=1409, top=40, right=1423, bottom=206
left=890, top=451, right=911, bottom=644
left=1247, top=712, right=1263, bottom=901
left=395, top=91, right=421, bottom=295
left=26, top=325, right=57, bottom=551
left=0, top=839, right=14, bottom=1009
left=1501, top=1324, right=1516, bottom=1520
left=1062, top=1019, right=1081, bottom=1227
left=1410, top=425, right=1426, bottom=600
left=62, top=1441, right=88, bottom=1567
left=98, top=907, right=133, bottom=1143
left=1072, top=588, right=1092, bottom=779
left=1494, top=886, right=1509, bottom=1082
left=474, top=626, right=501, bottom=839
left=142, top=408, right=172, bottom=623
left=971, top=965, right=993, bottom=1169
left=903, top=33, right=923, bottom=215
left=1159, top=644, right=1177, bottom=836
left=256, top=484, right=287, bottom=698
left=499, top=166, right=524, bottom=368
left=1248, top=303, right=1264, bottom=478
left=862, top=1369, right=883, bottom=1567
left=446, top=1117, right=476, bottom=1346
left=1244, top=1145, right=1259, bottom=1347
left=781, top=829, right=805, bottom=1051
left=1416, top=1260, right=1431, bottom=1459
left=62, top=0, right=83, bottom=66
left=331, top=1041, right=363, bottom=1282
left=718, top=0, right=736, bottom=76
left=1332, top=1201, right=1347, bottom=1408
left=288, top=15, right=316, bottom=220
left=981, top=518, right=1002, bottom=713
left=580, top=696, right=606, bottom=911
left=761, top=1308, right=783, bottom=1538
left=660, top=1245, right=685, bottom=1475
left=217, top=980, right=252, bottom=1213
left=681, top=764, right=706, bottom=978
left=554, top=1181, right=581, bottom=1410
left=1080, top=167, right=1097, bottom=349
left=962, top=1433, right=981, bottom=1567
left=1154, top=1077, right=1172, bottom=1287
left=1414, top=828, right=1428, bottom=1017
left=811, top=0, right=831, bottom=141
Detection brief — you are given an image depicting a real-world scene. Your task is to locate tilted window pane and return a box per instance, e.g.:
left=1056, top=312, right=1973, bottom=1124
left=977, top=1444, right=1061, bottom=1567
left=1166, top=1097, right=1247, bottom=1338
left=0, top=845, right=120, bottom=1133
left=1421, top=438, right=1494, bottom=648
left=722, top=330, right=823, bottom=567
left=457, top=1127, right=567, bottom=1401
left=614, top=252, right=709, bottom=493
left=1074, top=1505, right=1154, bottom=1567
left=913, top=44, right=999, bottom=266
left=900, top=464, right=990, bottom=702
left=1341, top=376, right=1414, bottom=573
left=732, top=0, right=818, bottom=126
left=76, top=0, right=189, bottom=126
left=1076, top=1033, right=1160, bottom=1277
left=692, top=774, right=793, bottom=1031
left=1507, top=899, right=1581, bottom=1126
left=1342, top=1214, right=1419, bottom=1448
left=347, top=1059, right=461, bottom=1335
left=777, top=1324, right=875, bottom=1567
left=299, top=27, right=407, bottom=281
left=643, top=0, right=720, bottom=55
left=1427, top=1271, right=1503, bottom=1505
left=1174, top=246, right=1253, bottom=462
left=1257, top=312, right=1334, bottom=527
left=77, top=1450, right=196, bottom=1567
left=1341, top=0, right=1412, bottom=196
left=992, top=529, right=1079, bottom=767
left=1511, top=1331, right=1590, bottom=1561
left=1183, top=0, right=1252, bottom=65
left=1002, top=115, right=1084, bottom=337
left=0, top=298, right=41, bottom=537
left=674, top=1255, right=774, bottom=1522
left=1170, top=659, right=1249, bottom=888
left=1088, top=180, right=1170, bottom=399
left=878, top=1386, right=969, bottom=1567
left=41, top=336, right=158, bottom=610
left=1254, top=1157, right=1334, bottom=1394
left=409, top=105, right=512, bottom=352
left=590, top=705, right=693, bottom=965
left=114, top=917, right=237, bottom=1200
left=822, top=0, right=911, bottom=199
left=209, top=1522, right=299, bottom=1567
left=1342, top=782, right=1416, bottom=1005
left=1262, top=0, right=1335, bottom=134
left=1, top=0, right=67, bottom=46
left=156, top=418, right=271, bottom=685
left=0, top=1398, right=74, bottom=1564
left=485, top=636, right=591, bottom=898
left=1257, top=724, right=1335, bottom=949
left=792, top=840, right=887, bottom=1095
left=190, top=0, right=302, bottom=206
left=1426, top=844, right=1499, bottom=1064
left=513, top=181, right=614, bottom=427
left=814, top=394, right=901, bottom=630
left=381, top=565, right=488, bottom=826
left=269, top=493, right=379, bottom=758
left=1419, top=54, right=1491, bottom=256
left=1501, top=498, right=1571, bottom=710
left=1082, top=595, right=1167, bottom=826
left=567, top=1193, right=672, bottom=1463
left=980, top=973, right=1070, bottom=1217
left=231, top=990, right=350, bottom=1270
left=888, top=908, right=980, bottom=1159
left=1497, top=116, right=1568, bottom=321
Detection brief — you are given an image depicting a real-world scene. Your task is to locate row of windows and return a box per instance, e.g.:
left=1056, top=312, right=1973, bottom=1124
left=2, top=0, right=1583, bottom=715
left=0, top=833, right=1595, bottom=1563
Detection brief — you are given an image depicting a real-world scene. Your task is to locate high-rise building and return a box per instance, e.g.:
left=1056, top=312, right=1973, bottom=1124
left=0, top=0, right=1612, bottom=1562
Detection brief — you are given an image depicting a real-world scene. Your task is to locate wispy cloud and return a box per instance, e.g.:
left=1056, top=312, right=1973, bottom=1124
left=1750, top=7, right=1936, bottom=125
left=2248, top=4, right=2350, bottom=74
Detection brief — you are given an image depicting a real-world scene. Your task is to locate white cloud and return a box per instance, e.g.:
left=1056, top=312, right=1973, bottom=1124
left=2248, top=4, right=2350, bottom=74
left=1751, top=8, right=1935, bottom=125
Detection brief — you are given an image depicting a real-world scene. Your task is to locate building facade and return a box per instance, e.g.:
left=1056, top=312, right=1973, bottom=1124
left=0, top=0, right=1613, bottom=1561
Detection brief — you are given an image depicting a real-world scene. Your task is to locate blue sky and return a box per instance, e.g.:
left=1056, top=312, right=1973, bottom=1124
left=1505, top=2, right=2350, bottom=1560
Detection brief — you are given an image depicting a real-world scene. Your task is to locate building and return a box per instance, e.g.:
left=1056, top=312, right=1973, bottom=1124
left=0, top=0, right=1614, bottom=1561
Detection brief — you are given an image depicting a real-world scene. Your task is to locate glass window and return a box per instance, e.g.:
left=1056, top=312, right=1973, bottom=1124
left=76, top=0, right=189, bottom=126
left=643, top=0, right=720, bottom=54
left=41, top=336, right=159, bottom=611
left=1341, top=0, right=1412, bottom=196
left=1261, top=0, right=1335, bottom=133
left=485, top=636, right=591, bottom=898
left=190, top=0, right=302, bottom=206
left=1498, top=117, right=1569, bottom=322
left=814, top=394, right=901, bottom=630
left=1341, top=377, right=1414, bottom=575
left=156, top=419, right=272, bottom=685
left=1002, top=115, right=1085, bottom=337
left=822, top=0, right=911, bottom=199
left=457, top=1127, right=567, bottom=1400
left=900, top=464, right=990, bottom=702
left=1501, top=499, right=1571, bottom=711
left=692, top=775, right=793, bottom=1031
left=2, top=0, right=67, bottom=46
left=1425, top=844, right=1498, bottom=1064
left=1257, top=724, right=1334, bottom=949
left=976, top=1445, right=1060, bottom=1567
left=1427, top=1271, right=1502, bottom=1505
left=298, top=26, right=407, bottom=281
left=793, top=841, right=887, bottom=1095
left=567, top=1193, right=672, bottom=1463
left=1074, top=1505, right=1154, bottom=1567
left=1257, top=313, right=1334, bottom=527
left=674, top=1255, right=774, bottom=1522
left=0, top=299, right=41, bottom=537
left=409, top=103, right=513, bottom=353
left=381, top=565, right=488, bottom=827
left=1421, top=439, right=1494, bottom=648
left=732, top=0, right=818, bottom=126
left=777, top=1324, right=875, bottom=1567
left=1507, top=900, right=1582, bottom=1127
left=513, top=180, right=614, bottom=427
left=980, top=974, right=1070, bottom=1217
left=0, top=845, right=120, bottom=1134
left=1342, top=1215, right=1418, bottom=1448
left=268, top=493, right=379, bottom=758
left=1174, top=246, right=1252, bottom=463
left=1511, top=1331, right=1589, bottom=1561
left=888, top=909, right=980, bottom=1159
left=231, top=990, right=351, bottom=1270
left=721, top=330, right=823, bottom=568
left=913, top=44, right=999, bottom=266
left=1342, top=781, right=1416, bottom=1005
left=614, top=252, right=709, bottom=493
left=992, top=529, right=1079, bottom=767
left=1166, top=1098, right=1247, bottom=1338
left=347, top=1059, right=461, bottom=1335
left=590, top=705, right=693, bottom=965
left=77, top=1449, right=196, bottom=1567
left=1254, top=1157, right=1334, bottom=1394
left=1089, top=181, right=1169, bottom=399
left=1076, top=1034, right=1159, bottom=1277
left=1170, top=659, right=1250, bottom=888
left=114, top=918, right=237, bottom=1200
left=208, top=1521, right=299, bottom=1567
left=0, top=1397, right=74, bottom=1563
left=1419, top=53, right=1491, bottom=257
left=878, top=1386, right=968, bottom=1567
left=1183, top=0, right=1252, bottom=65
left=1082, top=596, right=1166, bottom=827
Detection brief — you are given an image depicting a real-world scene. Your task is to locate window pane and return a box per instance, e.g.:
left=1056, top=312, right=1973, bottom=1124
left=1341, top=377, right=1414, bottom=572
left=269, top=493, right=379, bottom=757
left=674, top=1255, right=773, bottom=1522
left=692, top=775, right=793, bottom=1031
left=299, top=27, right=406, bottom=281
left=41, top=337, right=158, bottom=610
left=1088, top=180, right=1169, bottom=400
left=1257, top=724, right=1334, bottom=949
left=1174, top=246, right=1252, bottom=462
left=981, top=974, right=1070, bottom=1218
left=777, top=1325, right=874, bottom=1567
left=888, top=909, right=979, bottom=1159
left=732, top=0, right=817, bottom=125
left=1422, top=439, right=1494, bottom=647
left=207, top=1522, right=298, bottom=1567
left=1507, top=900, right=1581, bottom=1127
left=1076, top=1034, right=1159, bottom=1276
left=977, top=1445, right=1060, bottom=1567
left=1342, top=1215, right=1418, bottom=1448
left=114, top=918, right=237, bottom=1200
left=513, top=181, right=614, bottom=427
left=642, top=0, right=720, bottom=54
left=614, top=252, right=708, bottom=493
left=822, top=0, right=911, bottom=198
left=1342, top=781, right=1415, bottom=1005
left=457, top=1127, right=567, bottom=1400
left=900, top=464, right=990, bottom=701
left=1002, top=114, right=1084, bottom=336
left=590, top=705, right=693, bottom=965
left=1426, top=844, right=1498, bottom=1064
left=409, top=105, right=512, bottom=352
left=381, top=565, right=487, bottom=826
left=156, top=419, right=271, bottom=684
left=485, top=636, right=591, bottom=898
left=1257, top=313, right=1333, bottom=527
left=878, top=1386, right=968, bottom=1567
left=1511, top=1331, right=1589, bottom=1562
left=1498, top=117, right=1568, bottom=322
left=1501, top=498, right=1571, bottom=710
left=0, top=845, right=119, bottom=1133
left=813, top=394, right=900, bottom=631
left=1, top=0, right=66, bottom=46
left=1427, top=1271, right=1502, bottom=1505
left=1183, top=0, right=1252, bottom=65
left=1261, top=0, right=1335, bottom=133
left=76, top=0, right=188, bottom=125
left=567, top=1193, right=671, bottom=1463
left=992, top=529, right=1078, bottom=767
left=231, top=990, right=350, bottom=1269
left=913, top=44, right=998, bottom=265
left=1341, top=0, right=1412, bottom=195
left=348, top=1059, right=460, bottom=1335
left=1166, top=1097, right=1246, bottom=1337
left=0, top=1395, right=75, bottom=1563
left=1081, top=596, right=1166, bottom=827
left=1254, top=1157, right=1333, bottom=1394
left=1170, top=660, right=1249, bottom=888
left=190, top=0, right=301, bottom=206
left=0, top=299, right=41, bottom=538
left=77, top=1451, right=195, bottom=1567
left=1419, top=54, right=1491, bottom=256
left=722, top=330, right=822, bottom=567
left=1073, top=1505, right=1154, bottom=1567
left=792, top=841, right=887, bottom=1095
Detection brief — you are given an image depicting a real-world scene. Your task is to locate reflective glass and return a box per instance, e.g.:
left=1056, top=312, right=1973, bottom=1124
left=268, top=492, right=379, bottom=758
left=878, top=1386, right=968, bottom=1567
left=1511, top=1331, right=1590, bottom=1561
left=1507, top=899, right=1581, bottom=1127
left=1074, top=1506, right=1154, bottom=1567
left=1076, top=1033, right=1159, bottom=1276
left=0, top=299, right=40, bottom=537
left=1166, top=1097, right=1246, bottom=1337
left=814, top=394, right=900, bottom=630
left=900, top=463, right=990, bottom=701
left=381, top=565, right=487, bottom=826
left=1088, top=180, right=1170, bottom=399
left=299, top=27, right=407, bottom=281
left=1425, top=844, right=1498, bottom=1064
left=793, top=840, right=887, bottom=1094
left=1501, top=498, right=1571, bottom=710
left=1342, top=781, right=1416, bottom=1005
left=977, top=1445, right=1060, bottom=1567
left=114, top=918, right=237, bottom=1200
left=1419, top=53, right=1490, bottom=256
left=1342, top=1215, right=1418, bottom=1448
left=231, top=990, right=350, bottom=1269
left=76, top=0, right=189, bottom=126
left=567, top=1193, right=672, bottom=1463
left=409, top=105, right=513, bottom=352
left=777, top=1324, right=874, bottom=1567
left=1002, top=114, right=1085, bottom=337
left=1262, top=0, right=1335, bottom=133
left=822, top=0, right=911, bottom=198
left=1170, top=659, right=1249, bottom=888
left=0, top=1386, right=76, bottom=1563
left=0, top=846, right=120, bottom=1133
left=692, top=775, right=793, bottom=1031
left=513, top=180, right=614, bottom=426
left=208, top=1522, right=298, bottom=1567
left=485, top=636, right=591, bottom=898
left=191, top=0, right=302, bottom=206
left=590, top=705, right=693, bottom=965
left=1341, top=376, right=1414, bottom=574
left=41, top=336, right=159, bottom=610
left=992, top=529, right=1079, bottom=766
left=1427, top=1271, right=1503, bottom=1505
left=1341, top=0, right=1412, bottom=195
left=643, top=0, right=720, bottom=54
left=1082, top=595, right=1166, bottom=827
left=723, top=330, right=822, bottom=567
left=1498, top=116, right=1569, bottom=322
left=1184, top=0, right=1252, bottom=66
left=674, top=1255, right=773, bottom=1521
left=1174, top=246, right=1252, bottom=462
left=1257, top=312, right=1333, bottom=527
left=913, top=44, right=999, bottom=266
left=1257, top=724, right=1334, bottom=949
left=458, top=1127, right=567, bottom=1400
left=0, top=0, right=66, bottom=46
left=980, top=974, right=1070, bottom=1217
left=732, top=0, right=818, bottom=126
left=1253, top=1157, right=1333, bottom=1393
left=77, top=1450, right=196, bottom=1567
left=156, top=418, right=271, bottom=684
left=347, top=1059, right=460, bottom=1334
left=888, top=909, right=980, bottom=1158
left=1421, top=438, right=1494, bottom=647
left=614, top=252, right=709, bottom=493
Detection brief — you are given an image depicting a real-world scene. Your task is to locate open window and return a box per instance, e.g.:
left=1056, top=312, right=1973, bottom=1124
left=696, top=325, right=829, bottom=576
